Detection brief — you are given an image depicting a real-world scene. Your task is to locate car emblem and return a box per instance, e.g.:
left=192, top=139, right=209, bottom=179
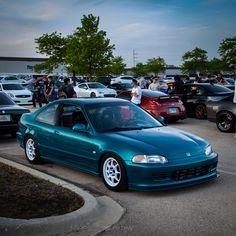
left=2, top=110, right=5, bottom=114
left=186, top=152, right=191, bottom=157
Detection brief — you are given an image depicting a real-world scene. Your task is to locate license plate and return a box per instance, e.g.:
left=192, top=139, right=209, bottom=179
left=0, top=114, right=11, bottom=122
left=169, top=108, right=177, bottom=113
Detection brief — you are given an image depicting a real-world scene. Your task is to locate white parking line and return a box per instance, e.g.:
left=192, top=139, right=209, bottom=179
left=218, top=169, right=236, bottom=176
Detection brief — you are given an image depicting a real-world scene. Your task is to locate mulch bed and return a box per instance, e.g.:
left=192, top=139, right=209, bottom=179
left=0, top=162, right=84, bottom=219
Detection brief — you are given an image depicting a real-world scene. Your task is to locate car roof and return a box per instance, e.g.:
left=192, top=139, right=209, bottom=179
left=55, top=98, right=128, bottom=105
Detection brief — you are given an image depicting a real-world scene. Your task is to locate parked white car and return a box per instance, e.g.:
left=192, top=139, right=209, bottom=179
left=0, top=74, right=29, bottom=85
left=110, top=76, right=134, bottom=85
left=74, top=82, right=117, bottom=98
left=0, top=83, right=33, bottom=105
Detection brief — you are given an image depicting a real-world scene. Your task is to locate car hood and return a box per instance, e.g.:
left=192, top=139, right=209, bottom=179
left=104, top=126, right=208, bottom=159
left=4, top=89, right=32, bottom=96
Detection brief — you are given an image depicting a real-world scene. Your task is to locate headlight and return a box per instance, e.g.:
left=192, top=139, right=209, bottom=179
left=8, top=93, right=14, bottom=98
left=205, top=145, right=213, bottom=156
left=132, top=155, right=168, bottom=164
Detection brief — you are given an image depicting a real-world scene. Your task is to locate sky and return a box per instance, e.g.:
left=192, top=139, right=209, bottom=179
left=0, top=0, right=235, bottom=67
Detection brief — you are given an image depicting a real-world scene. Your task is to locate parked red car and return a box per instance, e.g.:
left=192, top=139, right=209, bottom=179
left=117, top=89, right=186, bottom=122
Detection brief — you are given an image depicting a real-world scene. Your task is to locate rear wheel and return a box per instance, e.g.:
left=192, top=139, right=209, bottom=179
left=216, top=111, right=235, bottom=133
left=101, top=154, right=128, bottom=192
left=24, top=136, right=41, bottom=164
left=195, top=104, right=207, bottom=119
left=90, top=92, right=96, bottom=98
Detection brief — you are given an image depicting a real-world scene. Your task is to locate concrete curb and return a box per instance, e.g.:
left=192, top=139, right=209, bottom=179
left=0, top=158, right=125, bottom=236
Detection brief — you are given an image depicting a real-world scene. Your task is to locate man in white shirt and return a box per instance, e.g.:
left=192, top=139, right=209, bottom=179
left=131, top=79, right=142, bottom=105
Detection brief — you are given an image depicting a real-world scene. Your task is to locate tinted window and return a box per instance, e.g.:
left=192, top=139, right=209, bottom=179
left=0, top=93, right=15, bottom=105
left=88, top=83, right=105, bottom=89
left=86, top=102, right=162, bottom=132
left=4, top=76, right=18, bottom=81
left=36, top=104, right=59, bottom=125
left=78, top=84, right=88, bottom=89
left=204, top=84, right=232, bottom=93
left=2, top=84, right=24, bottom=90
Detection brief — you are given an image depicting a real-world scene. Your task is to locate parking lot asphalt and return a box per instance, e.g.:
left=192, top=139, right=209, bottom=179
left=0, top=117, right=235, bottom=236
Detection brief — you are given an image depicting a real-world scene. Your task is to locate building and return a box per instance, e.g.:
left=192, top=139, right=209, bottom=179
left=0, top=57, right=67, bottom=75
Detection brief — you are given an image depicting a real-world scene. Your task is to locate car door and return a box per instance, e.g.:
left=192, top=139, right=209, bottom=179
left=77, top=83, right=89, bottom=97
left=53, top=104, right=100, bottom=174
left=34, top=103, right=62, bottom=159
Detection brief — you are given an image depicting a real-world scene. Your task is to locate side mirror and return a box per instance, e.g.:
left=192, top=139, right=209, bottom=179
left=72, top=123, right=88, bottom=133
left=157, top=116, right=165, bottom=124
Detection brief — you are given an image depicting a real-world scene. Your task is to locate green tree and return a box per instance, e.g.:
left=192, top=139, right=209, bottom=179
left=181, top=47, right=208, bottom=74
left=218, top=36, right=236, bottom=70
left=133, top=63, right=148, bottom=77
left=146, top=57, right=166, bottom=76
left=207, top=57, right=228, bottom=74
left=109, top=56, right=126, bottom=76
left=35, top=14, right=115, bottom=77
left=35, top=32, right=67, bottom=73
left=66, top=14, right=115, bottom=79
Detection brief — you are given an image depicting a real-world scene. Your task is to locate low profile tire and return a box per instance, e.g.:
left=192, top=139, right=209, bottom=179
left=101, top=154, right=128, bottom=192
left=90, top=92, right=96, bottom=98
left=24, top=136, right=41, bottom=164
left=195, top=104, right=207, bottom=119
left=216, top=111, right=235, bottom=133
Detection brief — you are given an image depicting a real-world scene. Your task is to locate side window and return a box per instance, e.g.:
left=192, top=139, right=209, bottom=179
left=60, top=105, right=87, bottom=129
left=36, top=104, right=59, bottom=125
left=79, top=84, right=87, bottom=89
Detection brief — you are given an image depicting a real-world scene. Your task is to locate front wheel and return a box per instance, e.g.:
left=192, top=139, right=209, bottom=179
left=101, top=154, right=128, bottom=192
left=25, top=136, right=41, bottom=164
left=216, top=111, right=235, bottom=133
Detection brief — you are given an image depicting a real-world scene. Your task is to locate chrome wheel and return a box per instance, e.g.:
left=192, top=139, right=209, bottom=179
left=103, top=157, right=121, bottom=187
left=217, top=111, right=235, bottom=133
left=195, top=104, right=206, bottom=119
left=25, top=136, right=41, bottom=163
left=26, top=138, right=36, bottom=161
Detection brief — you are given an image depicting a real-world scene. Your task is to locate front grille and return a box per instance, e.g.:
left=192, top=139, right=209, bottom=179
left=15, top=95, right=31, bottom=98
left=173, top=165, right=210, bottom=181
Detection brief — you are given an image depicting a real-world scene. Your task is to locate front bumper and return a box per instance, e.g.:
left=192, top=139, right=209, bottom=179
left=126, top=154, right=218, bottom=191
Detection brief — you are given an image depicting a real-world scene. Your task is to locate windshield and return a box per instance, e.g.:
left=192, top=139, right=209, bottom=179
left=88, top=83, right=106, bottom=89
left=0, top=93, right=15, bottom=105
left=2, top=84, right=25, bottom=90
left=86, top=102, right=163, bottom=132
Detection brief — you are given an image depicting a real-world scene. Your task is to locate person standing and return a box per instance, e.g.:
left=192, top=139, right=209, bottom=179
left=148, top=77, right=159, bottom=91
left=139, top=77, right=147, bottom=89
left=131, top=79, right=142, bottom=106
left=45, top=76, right=55, bottom=102
left=62, top=77, right=77, bottom=98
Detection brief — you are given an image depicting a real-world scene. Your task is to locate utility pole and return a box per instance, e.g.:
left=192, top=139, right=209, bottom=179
left=133, top=49, right=138, bottom=68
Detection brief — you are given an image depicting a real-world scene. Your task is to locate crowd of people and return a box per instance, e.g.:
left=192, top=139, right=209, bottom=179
left=30, top=75, right=76, bottom=108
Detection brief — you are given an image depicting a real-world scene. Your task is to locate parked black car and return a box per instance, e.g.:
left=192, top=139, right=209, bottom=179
left=108, top=83, right=133, bottom=93
left=207, top=94, right=236, bottom=132
left=181, top=83, right=233, bottom=119
left=0, top=92, right=30, bottom=137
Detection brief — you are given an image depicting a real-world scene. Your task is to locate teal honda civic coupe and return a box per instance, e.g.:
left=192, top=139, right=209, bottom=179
left=17, top=98, right=218, bottom=191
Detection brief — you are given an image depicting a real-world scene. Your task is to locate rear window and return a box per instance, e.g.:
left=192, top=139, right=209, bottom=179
left=204, top=84, right=233, bottom=93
